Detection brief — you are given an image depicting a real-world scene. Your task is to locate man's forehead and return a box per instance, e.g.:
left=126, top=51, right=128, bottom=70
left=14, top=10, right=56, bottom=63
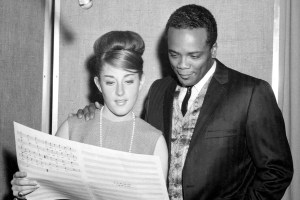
left=167, top=28, right=209, bottom=51
left=167, top=28, right=207, bottom=41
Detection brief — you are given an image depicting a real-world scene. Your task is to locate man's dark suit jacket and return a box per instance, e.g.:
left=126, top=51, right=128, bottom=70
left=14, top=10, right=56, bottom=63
left=144, top=60, right=293, bottom=200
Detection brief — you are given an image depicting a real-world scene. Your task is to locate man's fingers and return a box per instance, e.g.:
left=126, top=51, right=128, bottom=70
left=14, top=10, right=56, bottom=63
left=76, top=109, right=84, bottom=119
left=82, top=103, right=96, bottom=120
left=75, top=102, right=101, bottom=121
left=95, top=101, right=101, bottom=109
left=88, top=103, right=96, bottom=118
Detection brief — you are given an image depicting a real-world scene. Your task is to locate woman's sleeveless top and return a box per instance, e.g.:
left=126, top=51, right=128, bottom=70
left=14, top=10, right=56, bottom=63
left=67, top=109, right=162, bottom=155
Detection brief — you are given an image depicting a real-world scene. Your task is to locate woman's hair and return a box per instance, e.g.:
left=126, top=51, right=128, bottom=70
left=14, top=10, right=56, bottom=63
left=93, top=31, right=145, bottom=78
left=165, top=4, right=217, bottom=48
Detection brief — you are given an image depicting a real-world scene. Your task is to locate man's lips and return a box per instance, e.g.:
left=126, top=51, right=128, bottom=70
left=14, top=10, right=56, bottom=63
left=178, top=72, right=193, bottom=79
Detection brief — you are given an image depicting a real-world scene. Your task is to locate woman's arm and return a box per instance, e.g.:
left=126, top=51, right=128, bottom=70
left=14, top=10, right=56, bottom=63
left=153, top=135, right=168, bottom=181
left=55, top=119, right=69, bottom=139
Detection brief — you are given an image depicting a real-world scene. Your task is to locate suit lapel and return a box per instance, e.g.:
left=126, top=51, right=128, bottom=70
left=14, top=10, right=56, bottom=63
left=188, top=60, right=229, bottom=150
left=163, top=79, right=177, bottom=150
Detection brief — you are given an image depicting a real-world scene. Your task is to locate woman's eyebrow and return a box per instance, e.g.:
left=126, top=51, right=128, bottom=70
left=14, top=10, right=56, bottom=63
left=103, top=75, right=114, bottom=78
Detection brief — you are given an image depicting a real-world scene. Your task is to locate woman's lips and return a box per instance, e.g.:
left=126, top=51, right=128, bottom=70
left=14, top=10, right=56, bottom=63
left=115, top=99, right=127, bottom=106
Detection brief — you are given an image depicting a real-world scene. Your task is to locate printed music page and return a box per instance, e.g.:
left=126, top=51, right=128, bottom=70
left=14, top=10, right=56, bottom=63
left=14, top=122, right=169, bottom=200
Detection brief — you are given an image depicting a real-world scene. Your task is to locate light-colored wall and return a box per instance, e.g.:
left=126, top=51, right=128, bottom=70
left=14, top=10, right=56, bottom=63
left=0, top=1, right=45, bottom=199
left=0, top=0, right=275, bottom=198
left=57, top=0, right=274, bottom=129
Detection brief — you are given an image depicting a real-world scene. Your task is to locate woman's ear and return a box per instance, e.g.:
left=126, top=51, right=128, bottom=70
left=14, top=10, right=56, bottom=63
left=94, top=77, right=102, bottom=93
left=139, top=73, right=145, bottom=91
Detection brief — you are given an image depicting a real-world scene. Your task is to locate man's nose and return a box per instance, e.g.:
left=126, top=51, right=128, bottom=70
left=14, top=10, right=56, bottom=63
left=116, top=82, right=125, bottom=96
left=178, top=57, right=190, bottom=69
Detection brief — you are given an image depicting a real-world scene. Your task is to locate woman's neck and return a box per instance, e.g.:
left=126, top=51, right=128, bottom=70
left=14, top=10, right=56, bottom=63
left=101, top=106, right=133, bottom=122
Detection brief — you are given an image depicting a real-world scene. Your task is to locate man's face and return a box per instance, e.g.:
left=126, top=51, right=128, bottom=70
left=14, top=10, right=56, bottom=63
left=167, top=27, right=216, bottom=86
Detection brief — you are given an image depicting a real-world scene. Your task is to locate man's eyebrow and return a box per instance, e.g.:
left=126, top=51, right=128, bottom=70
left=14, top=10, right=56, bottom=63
left=188, top=51, right=203, bottom=55
left=168, top=49, right=203, bottom=54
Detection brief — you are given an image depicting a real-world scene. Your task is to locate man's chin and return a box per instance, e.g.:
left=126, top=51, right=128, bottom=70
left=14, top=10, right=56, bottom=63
left=177, top=77, right=194, bottom=87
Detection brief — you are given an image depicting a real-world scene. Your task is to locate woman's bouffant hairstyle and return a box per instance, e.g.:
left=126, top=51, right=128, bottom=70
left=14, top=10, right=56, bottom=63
left=93, top=31, right=145, bottom=78
left=165, top=4, right=217, bottom=48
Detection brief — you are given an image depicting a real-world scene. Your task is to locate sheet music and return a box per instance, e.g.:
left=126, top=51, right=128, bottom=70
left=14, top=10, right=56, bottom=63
left=14, top=122, right=169, bottom=200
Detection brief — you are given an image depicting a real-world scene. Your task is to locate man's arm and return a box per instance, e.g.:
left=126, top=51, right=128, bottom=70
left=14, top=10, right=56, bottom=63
left=245, top=81, right=293, bottom=200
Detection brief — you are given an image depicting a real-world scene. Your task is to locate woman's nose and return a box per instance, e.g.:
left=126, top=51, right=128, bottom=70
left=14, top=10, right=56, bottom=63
left=116, top=83, right=125, bottom=96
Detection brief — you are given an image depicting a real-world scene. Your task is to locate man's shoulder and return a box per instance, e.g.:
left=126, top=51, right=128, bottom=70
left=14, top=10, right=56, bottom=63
left=215, top=60, right=271, bottom=93
left=218, top=61, right=266, bottom=85
left=149, top=76, right=176, bottom=93
left=152, top=76, right=176, bottom=85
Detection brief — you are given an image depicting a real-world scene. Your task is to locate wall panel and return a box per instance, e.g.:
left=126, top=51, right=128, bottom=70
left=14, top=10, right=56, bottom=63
left=0, top=0, right=45, bottom=199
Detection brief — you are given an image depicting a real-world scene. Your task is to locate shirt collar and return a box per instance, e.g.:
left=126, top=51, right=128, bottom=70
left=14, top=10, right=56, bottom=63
left=193, top=60, right=216, bottom=93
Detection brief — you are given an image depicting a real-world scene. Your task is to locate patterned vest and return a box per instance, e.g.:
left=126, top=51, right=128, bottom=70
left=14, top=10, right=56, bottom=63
left=168, top=77, right=212, bottom=200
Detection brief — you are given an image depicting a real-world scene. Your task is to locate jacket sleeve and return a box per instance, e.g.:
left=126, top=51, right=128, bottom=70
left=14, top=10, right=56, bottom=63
left=245, top=80, right=293, bottom=200
left=143, top=80, right=155, bottom=123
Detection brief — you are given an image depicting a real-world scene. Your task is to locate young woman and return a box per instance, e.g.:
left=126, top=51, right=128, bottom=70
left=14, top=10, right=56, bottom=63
left=11, top=31, right=168, bottom=199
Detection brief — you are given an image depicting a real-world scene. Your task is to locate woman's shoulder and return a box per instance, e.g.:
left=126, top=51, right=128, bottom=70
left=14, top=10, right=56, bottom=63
left=135, top=117, right=162, bottom=136
left=133, top=117, right=163, bottom=154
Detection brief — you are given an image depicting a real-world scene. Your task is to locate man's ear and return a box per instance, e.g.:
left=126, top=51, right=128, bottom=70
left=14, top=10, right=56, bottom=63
left=94, top=77, right=102, bottom=93
left=211, top=43, right=218, bottom=58
left=139, top=73, right=145, bottom=91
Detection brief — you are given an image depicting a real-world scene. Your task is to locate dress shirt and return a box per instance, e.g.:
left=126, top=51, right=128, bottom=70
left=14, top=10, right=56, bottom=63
left=178, top=60, right=216, bottom=110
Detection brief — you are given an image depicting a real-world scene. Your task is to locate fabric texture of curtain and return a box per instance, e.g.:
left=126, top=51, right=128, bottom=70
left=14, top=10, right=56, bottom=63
left=278, top=0, right=300, bottom=199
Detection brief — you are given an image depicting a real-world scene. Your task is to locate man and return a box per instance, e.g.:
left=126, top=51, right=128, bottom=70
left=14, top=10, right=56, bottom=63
left=79, top=4, right=293, bottom=200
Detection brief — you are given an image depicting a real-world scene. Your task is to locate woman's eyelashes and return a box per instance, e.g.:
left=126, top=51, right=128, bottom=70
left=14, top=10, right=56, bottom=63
left=104, top=79, right=135, bottom=86
left=125, top=79, right=134, bottom=84
left=105, top=80, right=115, bottom=86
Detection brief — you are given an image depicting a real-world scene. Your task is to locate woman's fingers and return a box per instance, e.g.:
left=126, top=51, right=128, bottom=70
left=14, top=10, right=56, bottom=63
left=11, top=177, right=38, bottom=186
left=12, top=185, right=39, bottom=197
left=11, top=171, right=39, bottom=197
left=13, top=171, right=27, bottom=179
left=12, top=184, right=39, bottom=197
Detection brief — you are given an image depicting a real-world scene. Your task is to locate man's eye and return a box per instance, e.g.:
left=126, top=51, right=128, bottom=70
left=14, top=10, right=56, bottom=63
left=190, top=55, right=200, bottom=59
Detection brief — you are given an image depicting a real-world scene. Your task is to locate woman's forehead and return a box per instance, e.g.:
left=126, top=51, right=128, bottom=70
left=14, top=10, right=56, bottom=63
left=101, top=64, right=137, bottom=77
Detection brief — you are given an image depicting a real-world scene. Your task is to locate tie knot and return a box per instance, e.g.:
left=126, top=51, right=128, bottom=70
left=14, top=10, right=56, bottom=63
left=186, top=86, right=192, bottom=93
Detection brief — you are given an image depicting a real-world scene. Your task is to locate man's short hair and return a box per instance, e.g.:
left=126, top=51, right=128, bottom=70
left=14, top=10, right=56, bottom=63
left=165, top=4, right=218, bottom=48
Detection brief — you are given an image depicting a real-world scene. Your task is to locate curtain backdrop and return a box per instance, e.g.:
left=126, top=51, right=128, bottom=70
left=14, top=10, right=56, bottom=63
left=278, top=0, right=300, bottom=199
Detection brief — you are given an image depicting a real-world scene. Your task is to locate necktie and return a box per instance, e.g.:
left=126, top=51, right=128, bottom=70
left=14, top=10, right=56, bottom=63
left=181, top=87, right=192, bottom=116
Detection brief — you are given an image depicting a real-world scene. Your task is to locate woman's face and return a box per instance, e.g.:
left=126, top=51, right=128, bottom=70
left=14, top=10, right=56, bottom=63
left=94, top=63, right=144, bottom=121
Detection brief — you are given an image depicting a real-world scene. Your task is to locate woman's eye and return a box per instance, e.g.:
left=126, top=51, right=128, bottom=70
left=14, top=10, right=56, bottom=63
left=169, top=53, right=178, bottom=58
left=125, top=80, right=134, bottom=84
left=105, top=81, right=115, bottom=85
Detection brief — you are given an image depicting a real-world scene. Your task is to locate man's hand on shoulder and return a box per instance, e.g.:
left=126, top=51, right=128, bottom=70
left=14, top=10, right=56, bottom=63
left=69, top=102, right=102, bottom=121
